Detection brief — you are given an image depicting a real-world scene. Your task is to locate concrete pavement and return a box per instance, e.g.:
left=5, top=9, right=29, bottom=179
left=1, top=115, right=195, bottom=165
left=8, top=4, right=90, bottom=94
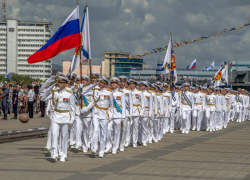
left=0, top=120, right=250, bottom=180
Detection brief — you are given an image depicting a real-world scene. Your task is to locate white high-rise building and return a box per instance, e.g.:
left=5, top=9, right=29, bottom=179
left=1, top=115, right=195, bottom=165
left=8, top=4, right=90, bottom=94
left=0, top=20, right=52, bottom=79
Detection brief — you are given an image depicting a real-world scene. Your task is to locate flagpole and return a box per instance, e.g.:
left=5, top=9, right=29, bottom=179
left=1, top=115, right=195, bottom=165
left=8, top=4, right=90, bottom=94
left=78, top=0, right=83, bottom=109
left=196, top=59, right=197, bottom=83
left=169, top=32, right=172, bottom=89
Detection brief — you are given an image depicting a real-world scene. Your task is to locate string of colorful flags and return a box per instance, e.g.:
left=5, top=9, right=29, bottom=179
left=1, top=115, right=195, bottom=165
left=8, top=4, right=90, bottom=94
left=127, top=22, right=250, bottom=59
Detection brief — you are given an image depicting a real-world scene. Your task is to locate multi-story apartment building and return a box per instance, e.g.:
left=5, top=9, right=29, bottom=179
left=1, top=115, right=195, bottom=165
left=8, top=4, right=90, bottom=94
left=0, top=19, right=52, bottom=79
left=102, top=51, right=145, bottom=78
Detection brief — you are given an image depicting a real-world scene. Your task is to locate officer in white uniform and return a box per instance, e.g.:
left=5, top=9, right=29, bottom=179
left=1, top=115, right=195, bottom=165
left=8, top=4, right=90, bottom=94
left=105, top=77, right=125, bottom=154
left=170, top=85, right=179, bottom=133
left=149, top=84, right=157, bottom=143
left=162, top=83, right=171, bottom=134
left=180, top=83, right=193, bottom=134
left=139, top=81, right=152, bottom=147
left=129, top=79, right=144, bottom=148
left=236, top=89, right=243, bottom=122
left=44, top=76, right=76, bottom=162
left=206, top=86, right=217, bottom=132
left=76, top=75, right=95, bottom=152
left=154, top=84, right=164, bottom=139
left=192, top=85, right=205, bottom=131
left=91, top=76, right=114, bottom=158
left=118, top=76, right=133, bottom=150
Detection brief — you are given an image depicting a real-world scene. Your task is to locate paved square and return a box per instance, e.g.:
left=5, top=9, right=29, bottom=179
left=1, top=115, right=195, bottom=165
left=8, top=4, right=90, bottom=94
left=0, top=119, right=249, bottom=180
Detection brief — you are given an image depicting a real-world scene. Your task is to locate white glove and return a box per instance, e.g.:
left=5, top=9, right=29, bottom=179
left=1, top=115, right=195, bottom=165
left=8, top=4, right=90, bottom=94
left=80, top=108, right=86, bottom=114
left=78, top=84, right=83, bottom=89
left=45, top=111, right=49, bottom=117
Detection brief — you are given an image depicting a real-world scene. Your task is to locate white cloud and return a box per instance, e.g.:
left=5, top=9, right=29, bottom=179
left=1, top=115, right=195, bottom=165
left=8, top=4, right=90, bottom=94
left=143, top=13, right=156, bottom=26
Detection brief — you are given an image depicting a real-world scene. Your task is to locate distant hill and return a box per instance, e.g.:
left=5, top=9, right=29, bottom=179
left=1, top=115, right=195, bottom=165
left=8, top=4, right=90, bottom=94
left=52, top=64, right=62, bottom=70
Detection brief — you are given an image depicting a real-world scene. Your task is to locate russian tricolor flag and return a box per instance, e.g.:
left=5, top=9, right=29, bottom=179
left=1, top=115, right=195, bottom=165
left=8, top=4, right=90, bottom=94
left=28, top=6, right=81, bottom=64
left=187, top=59, right=196, bottom=70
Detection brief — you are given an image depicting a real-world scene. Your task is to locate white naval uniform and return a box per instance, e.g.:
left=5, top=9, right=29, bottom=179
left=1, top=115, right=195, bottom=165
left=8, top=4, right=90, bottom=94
left=192, top=91, right=205, bottom=131
left=130, top=88, right=144, bottom=147
left=106, top=89, right=125, bottom=153
left=162, top=91, right=171, bottom=133
left=229, top=94, right=236, bottom=121
left=236, top=94, right=243, bottom=122
left=222, top=94, right=229, bottom=128
left=206, top=93, right=217, bottom=131
left=119, top=87, right=133, bottom=148
left=91, top=87, right=114, bottom=156
left=170, top=91, right=179, bottom=133
left=149, top=91, right=157, bottom=143
left=155, top=92, right=164, bottom=140
left=180, top=90, right=193, bottom=134
left=75, top=85, right=94, bottom=152
left=140, top=90, right=153, bottom=145
left=46, top=88, right=75, bottom=159
left=242, top=95, right=249, bottom=121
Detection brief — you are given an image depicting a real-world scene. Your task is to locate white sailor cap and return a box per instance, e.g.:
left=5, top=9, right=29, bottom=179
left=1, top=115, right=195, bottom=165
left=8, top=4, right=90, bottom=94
left=154, top=84, right=161, bottom=89
left=82, top=75, right=90, bottom=82
left=110, top=77, right=120, bottom=85
left=183, top=83, right=190, bottom=87
left=67, top=73, right=77, bottom=80
left=56, top=71, right=65, bottom=77
left=99, top=76, right=110, bottom=84
left=128, top=79, right=138, bottom=84
left=191, top=87, right=195, bottom=90
left=77, top=76, right=81, bottom=81
left=195, top=84, right=200, bottom=88
left=208, top=86, right=214, bottom=90
left=151, top=85, right=156, bottom=89
left=155, top=81, right=163, bottom=87
left=118, top=75, right=128, bottom=82
left=92, top=72, right=100, bottom=78
left=162, top=82, right=169, bottom=87
left=140, top=81, right=150, bottom=88
left=58, top=76, right=69, bottom=84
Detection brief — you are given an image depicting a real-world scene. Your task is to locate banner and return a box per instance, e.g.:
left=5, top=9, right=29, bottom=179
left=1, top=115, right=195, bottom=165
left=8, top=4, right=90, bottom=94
left=211, top=62, right=228, bottom=87
left=128, top=22, right=250, bottom=59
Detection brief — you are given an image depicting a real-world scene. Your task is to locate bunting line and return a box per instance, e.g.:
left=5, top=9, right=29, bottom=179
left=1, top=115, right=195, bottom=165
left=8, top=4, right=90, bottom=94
left=127, top=22, right=250, bottom=59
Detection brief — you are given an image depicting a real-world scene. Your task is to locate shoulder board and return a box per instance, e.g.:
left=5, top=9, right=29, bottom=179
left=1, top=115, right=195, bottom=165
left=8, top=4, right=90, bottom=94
left=94, top=88, right=100, bottom=90
left=157, top=93, right=162, bottom=95
left=66, top=90, right=72, bottom=94
left=147, top=90, right=151, bottom=93
left=76, top=84, right=79, bottom=86
left=67, top=85, right=71, bottom=88
left=51, top=89, right=59, bottom=92
left=126, top=88, right=130, bottom=90
left=137, top=89, right=141, bottom=91
left=106, top=88, right=112, bottom=92
left=118, top=90, right=123, bottom=92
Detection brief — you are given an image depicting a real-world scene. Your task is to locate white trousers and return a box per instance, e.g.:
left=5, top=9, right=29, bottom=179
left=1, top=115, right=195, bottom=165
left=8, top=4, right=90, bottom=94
left=192, top=109, right=203, bottom=131
left=158, top=118, right=164, bottom=140
left=106, top=118, right=121, bottom=153
left=91, top=117, right=108, bottom=156
left=140, top=117, right=148, bottom=144
left=163, top=117, right=170, bottom=133
left=75, top=116, right=83, bottom=148
left=69, top=120, right=76, bottom=146
left=120, top=117, right=129, bottom=148
left=46, top=126, right=52, bottom=149
left=170, top=110, right=176, bottom=132
left=182, top=110, right=192, bottom=133
left=51, top=122, right=68, bottom=159
left=132, top=116, right=140, bottom=146
left=125, top=118, right=132, bottom=143
left=152, top=118, right=158, bottom=142
left=148, top=118, right=154, bottom=143
left=206, top=111, right=216, bottom=130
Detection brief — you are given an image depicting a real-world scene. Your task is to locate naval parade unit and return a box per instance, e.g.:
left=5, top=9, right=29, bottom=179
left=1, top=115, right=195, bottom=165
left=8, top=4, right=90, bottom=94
left=41, top=72, right=250, bottom=162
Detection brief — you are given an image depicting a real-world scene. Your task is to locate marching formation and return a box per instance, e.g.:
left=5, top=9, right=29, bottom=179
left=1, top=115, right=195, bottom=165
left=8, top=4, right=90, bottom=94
left=41, top=72, right=250, bottom=162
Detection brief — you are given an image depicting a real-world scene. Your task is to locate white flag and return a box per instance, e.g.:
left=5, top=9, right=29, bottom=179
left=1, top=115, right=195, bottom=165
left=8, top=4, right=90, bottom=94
left=206, top=61, right=214, bottom=71
left=68, top=47, right=80, bottom=74
left=212, top=62, right=228, bottom=87
left=162, top=37, right=172, bottom=74
left=81, top=6, right=91, bottom=62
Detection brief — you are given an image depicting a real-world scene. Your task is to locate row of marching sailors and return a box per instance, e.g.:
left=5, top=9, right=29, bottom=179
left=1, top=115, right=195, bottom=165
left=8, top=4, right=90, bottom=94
left=41, top=72, right=250, bottom=162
